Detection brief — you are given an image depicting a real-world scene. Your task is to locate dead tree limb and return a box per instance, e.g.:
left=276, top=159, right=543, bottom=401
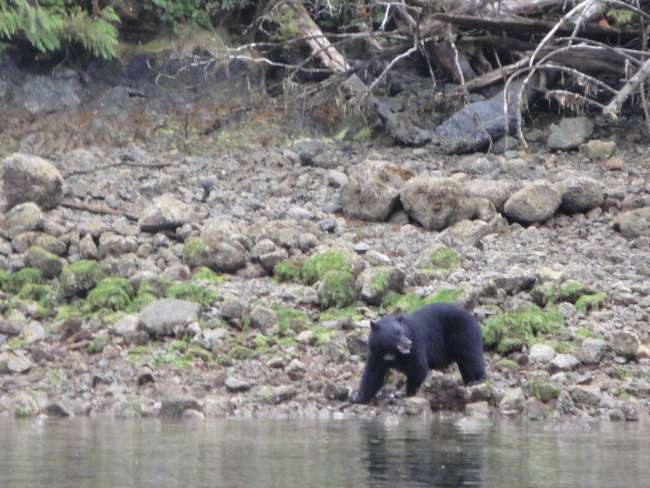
left=603, top=57, right=650, bottom=119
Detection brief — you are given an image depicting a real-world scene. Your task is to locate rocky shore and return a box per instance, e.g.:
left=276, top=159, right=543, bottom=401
left=1, top=51, right=649, bottom=426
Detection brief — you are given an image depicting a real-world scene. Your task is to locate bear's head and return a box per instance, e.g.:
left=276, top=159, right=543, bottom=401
left=369, top=314, right=412, bottom=361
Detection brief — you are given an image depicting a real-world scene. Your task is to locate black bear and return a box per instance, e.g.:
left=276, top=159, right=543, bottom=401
left=352, top=303, right=486, bottom=403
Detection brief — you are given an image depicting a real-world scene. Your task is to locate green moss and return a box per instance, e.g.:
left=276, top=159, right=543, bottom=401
left=169, top=339, right=189, bottom=354
left=55, top=304, right=82, bottom=322
left=253, top=334, right=272, bottom=352
left=273, top=306, right=311, bottom=335
left=0, top=270, right=9, bottom=290
left=482, top=305, right=565, bottom=355
left=530, top=379, right=561, bottom=403
left=228, top=345, right=253, bottom=361
left=318, top=305, right=363, bottom=324
left=86, top=278, right=134, bottom=312
left=153, top=352, right=193, bottom=369
left=165, top=283, right=217, bottom=307
left=318, top=270, right=356, bottom=309
left=575, top=292, right=607, bottom=315
left=369, top=268, right=391, bottom=294
left=87, top=331, right=110, bottom=354
left=273, top=260, right=301, bottom=283
left=183, top=237, right=211, bottom=267
left=382, top=288, right=462, bottom=313
left=313, top=327, right=337, bottom=346
left=60, top=260, right=107, bottom=297
left=276, top=337, right=297, bottom=349
left=301, top=250, right=354, bottom=285
left=495, top=358, right=519, bottom=371
left=429, top=247, right=461, bottom=271
left=533, top=280, right=589, bottom=306
left=17, top=283, right=57, bottom=317
left=192, top=267, right=228, bottom=284
left=7, top=336, right=28, bottom=351
left=4, top=268, right=44, bottom=294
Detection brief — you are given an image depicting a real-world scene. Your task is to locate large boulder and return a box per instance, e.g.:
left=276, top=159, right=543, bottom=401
left=503, top=180, right=562, bottom=223
left=1, top=202, right=44, bottom=239
left=557, top=176, right=604, bottom=213
left=138, top=299, right=200, bottom=337
left=138, top=194, right=194, bottom=233
left=400, top=177, right=476, bottom=231
left=340, top=160, right=412, bottom=222
left=464, top=179, right=517, bottom=211
left=613, top=207, right=650, bottom=238
left=3, top=153, right=64, bottom=210
left=356, top=266, right=405, bottom=305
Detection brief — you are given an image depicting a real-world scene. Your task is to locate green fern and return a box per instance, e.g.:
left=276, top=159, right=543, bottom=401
left=0, top=0, right=119, bottom=59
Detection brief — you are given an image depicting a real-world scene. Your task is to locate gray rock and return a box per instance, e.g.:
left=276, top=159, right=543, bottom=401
left=464, top=179, right=517, bottom=211
left=547, top=117, right=595, bottom=150
left=613, top=207, right=650, bottom=238
left=581, top=140, right=616, bottom=160
left=211, top=241, right=247, bottom=273
left=258, top=248, right=288, bottom=273
left=32, top=234, right=67, bottom=256
left=499, top=387, right=526, bottom=413
left=580, top=338, right=606, bottom=364
left=503, top=180, right=562, bottom=223
left=292, top=138, right=337, bottom=168
left=558, top=176, right=604, bottom=213
left=6, top=354, right=31, bottom=374
left=529, top=344, right=556, bottom=364
left=356, top=266, right=405, bottom=306
left=22, top=322, right=47, bottom=343
left=160, top=397, right=203, bottom=418
left=193, top=328, right=226, bottom=351
left=181, top=409, right=205, bottom=422
left=286, top=358, right=306, bottom=380
left=400, top=177, right=476, bottom=231
left=139, top=299, right=201, bottom=337
left=550, top=353, right=580, bottom=372
left=610, top=330, right=640, bottom=359
left=322, top=382, right=350, bottom=401
left=3, top=153, right=64, bottom=210
left=1, top=202, right=43, bottom=239
left=45, top=402, right=72, bottom=418
left=249, top=305, right=278, bottom=330
left=112, top=314, right=140, bottom=337
left=138, top=194, right=194, bottom=233
left=225, top=377, right=251, bottom=393
left=259, top=385, right=297, bottom=404
left=570, top=386, right=601, bottom=408
left=0, top=310, right=27, bottom=335
left=14, top=74, right=81, bottom=114
left=24, top=246, right=63, bottom=278
left=220, top=295, right=249, bottom=321
left=404, top=397, right=431, bottom=416
left=340, top=160, right=410, bottom=222
left=98, top=233, right=138, bottom=258
left=326, top=170, right=348, bottom=188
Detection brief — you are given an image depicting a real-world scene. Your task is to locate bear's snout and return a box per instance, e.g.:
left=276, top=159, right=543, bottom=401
left=397, top=336, right=412, bottom=355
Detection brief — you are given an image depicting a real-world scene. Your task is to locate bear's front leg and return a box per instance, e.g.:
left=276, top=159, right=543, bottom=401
left=405, top=362, right=428, bottom=397
left=352, top=354, right=388, bottom=403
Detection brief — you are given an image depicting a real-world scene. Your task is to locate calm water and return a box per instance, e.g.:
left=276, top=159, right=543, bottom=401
left=1, top=417, right=649, bottom=488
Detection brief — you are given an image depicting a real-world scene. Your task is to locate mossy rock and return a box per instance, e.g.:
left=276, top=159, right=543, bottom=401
left=482, top=305, right=565, bottom=355
left=575, top=292, right=607, bottom=315
left=183, top=237, right=212, bottom=268
left=88, top=330, right=111, bottom=354
left=273, top=260, right=301, bottom=283
left=228, top=345, right=254, bottom=361
left=17, top=283, right=58, bottom=317
left=301, top=249, right=361, bottom=285
left=166, top=283, right=217, bottom=308
left=317, top=270, right=357, bottom=309
left=357, top=266, right=405, bottom=306
left=429, top=247, right=461, bottom=271
left=60, top=260, right=107, bottom=297
left=3, top=268, right=44, bottom=294
left=382, top=288, right=462, bottom=314
left=24, top=246, right=63, bottom=279
left=86, top=277, right=135, bottom=312
left=191, top=267, right=228, bottom=284
left=532, top=280, right=590, bottom=306
left=273, top=305, right=312, bottom=335
left=318, top=305, right=363, bottom=324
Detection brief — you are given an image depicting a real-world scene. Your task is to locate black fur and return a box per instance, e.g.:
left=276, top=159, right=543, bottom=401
left=353, top=303, right=486, bottom=403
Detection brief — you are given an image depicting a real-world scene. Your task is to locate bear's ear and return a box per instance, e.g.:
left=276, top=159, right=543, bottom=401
left=370, top=320, right=378, bottom=331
